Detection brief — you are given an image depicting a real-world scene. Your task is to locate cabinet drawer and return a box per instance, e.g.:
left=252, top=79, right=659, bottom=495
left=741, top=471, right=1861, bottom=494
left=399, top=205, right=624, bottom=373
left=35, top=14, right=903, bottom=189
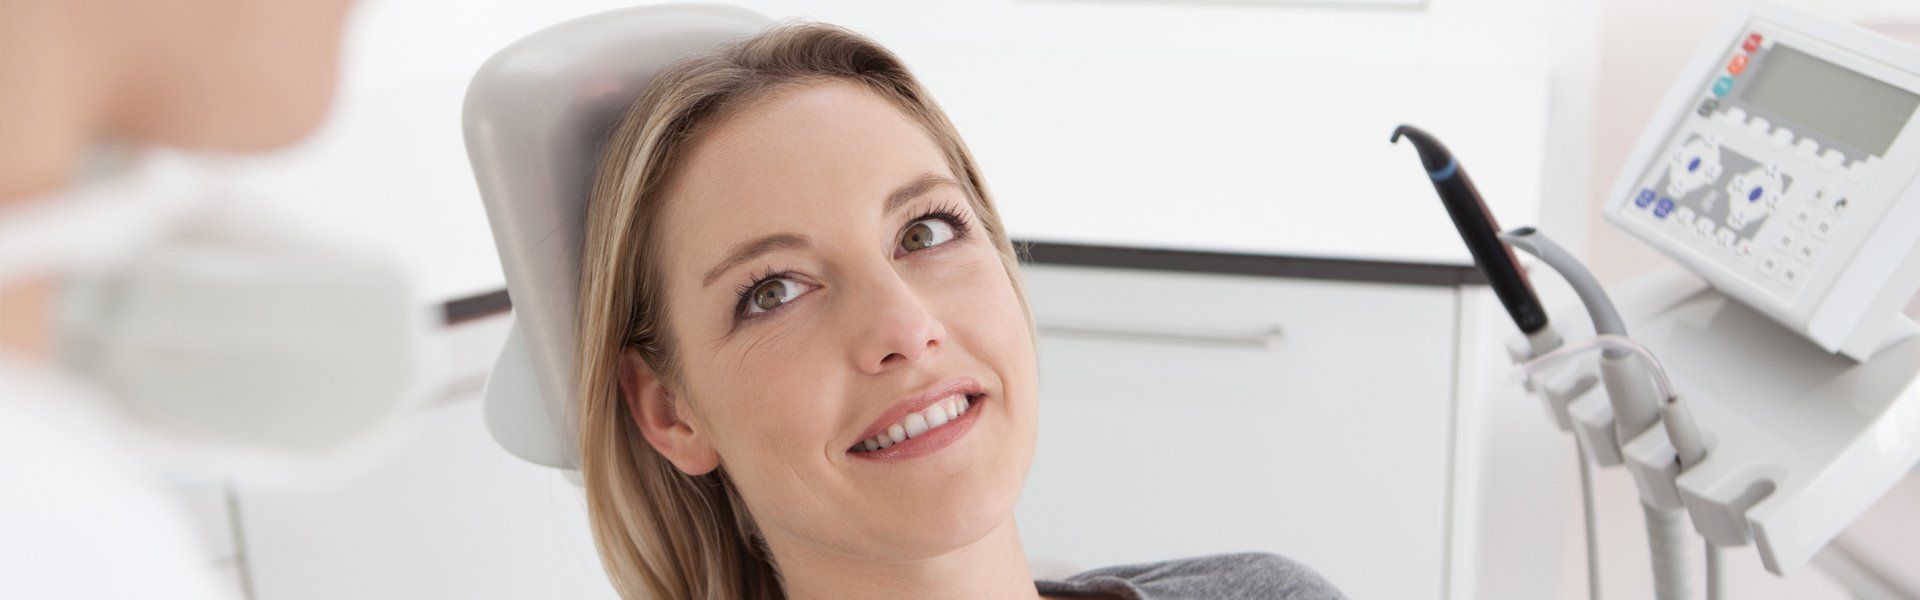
left=1013, top=264, right=1457, bottom=600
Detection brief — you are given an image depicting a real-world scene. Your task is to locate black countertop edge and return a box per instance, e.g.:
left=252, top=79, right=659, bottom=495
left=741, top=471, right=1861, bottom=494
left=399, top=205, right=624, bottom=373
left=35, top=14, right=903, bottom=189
left=1015, top=240, right=1487, bottom=288
left=442, top=242, right=1488, bottom=325
left=444, top=288, right=513, bottom=326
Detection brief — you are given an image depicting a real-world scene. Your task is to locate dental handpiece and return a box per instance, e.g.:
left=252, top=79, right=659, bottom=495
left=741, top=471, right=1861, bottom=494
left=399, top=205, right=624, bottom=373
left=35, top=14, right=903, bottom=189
left=1392, top=125, right=1550, bottom=337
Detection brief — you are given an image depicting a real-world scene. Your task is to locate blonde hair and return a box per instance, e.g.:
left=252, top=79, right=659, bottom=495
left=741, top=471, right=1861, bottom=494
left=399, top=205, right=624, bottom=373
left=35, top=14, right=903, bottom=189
left=575, top=22, right=1031, bottom=599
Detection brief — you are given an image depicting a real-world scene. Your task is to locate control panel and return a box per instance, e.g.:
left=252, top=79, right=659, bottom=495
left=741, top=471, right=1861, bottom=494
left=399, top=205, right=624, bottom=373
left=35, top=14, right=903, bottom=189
left=1605, top=1, right=1920, bottom=360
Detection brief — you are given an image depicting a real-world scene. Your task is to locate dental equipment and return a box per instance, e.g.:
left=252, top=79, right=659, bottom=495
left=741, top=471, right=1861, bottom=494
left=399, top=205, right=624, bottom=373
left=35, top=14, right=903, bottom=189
left=1503, top=229, right=1708, bottom=600
left=1392, top=126, right=1606, bottom=598
left=1608, top=1, right=1920, bottom=362
left=1592, top=0, right=1920, bottom=578
left=1406, top=1, right=1920, bottom=597
left=1391, top=126, right=1553, bottom=349
left=1397, top=127, right=1705, bottom=599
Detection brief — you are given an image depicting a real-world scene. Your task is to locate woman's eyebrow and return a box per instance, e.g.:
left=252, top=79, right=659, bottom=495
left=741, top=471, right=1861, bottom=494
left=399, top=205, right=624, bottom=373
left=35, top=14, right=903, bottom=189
left=699, top=172, right=961, bottom=288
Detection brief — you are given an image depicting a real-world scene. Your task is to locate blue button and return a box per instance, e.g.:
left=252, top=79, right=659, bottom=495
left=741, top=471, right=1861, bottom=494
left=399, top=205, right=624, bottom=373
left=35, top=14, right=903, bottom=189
left=1712, top=76, right=1734, bottom=97
left=1688, top=157, right=1702, bottom=172
left=1654, top=198, right=1676, bottom=218
left=1748, top=186, right=1763, bottom=202
left=1635, top=189, right=1657, bottom=208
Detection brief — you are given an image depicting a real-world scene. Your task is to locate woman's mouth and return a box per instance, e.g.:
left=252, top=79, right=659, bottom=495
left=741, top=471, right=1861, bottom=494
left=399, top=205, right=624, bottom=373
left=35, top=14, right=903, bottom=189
left=847, top=393, right=984, bottom=460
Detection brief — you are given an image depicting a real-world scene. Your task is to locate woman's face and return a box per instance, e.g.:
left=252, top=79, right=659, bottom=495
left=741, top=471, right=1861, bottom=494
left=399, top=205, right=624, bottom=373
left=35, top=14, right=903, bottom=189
left=642, top=79, right=1040, bottom=560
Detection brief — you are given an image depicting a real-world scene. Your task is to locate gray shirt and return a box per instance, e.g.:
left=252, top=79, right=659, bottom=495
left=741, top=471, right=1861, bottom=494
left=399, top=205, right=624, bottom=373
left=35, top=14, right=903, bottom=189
left=1034, top=552, right=1347, bottom=599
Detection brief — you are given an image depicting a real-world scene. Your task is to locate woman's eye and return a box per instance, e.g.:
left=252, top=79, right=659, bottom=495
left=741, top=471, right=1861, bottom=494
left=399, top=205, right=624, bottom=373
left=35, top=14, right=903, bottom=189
left=745, top=277, right=811, bottom=315
left=900, top=218, right=957, bottom=252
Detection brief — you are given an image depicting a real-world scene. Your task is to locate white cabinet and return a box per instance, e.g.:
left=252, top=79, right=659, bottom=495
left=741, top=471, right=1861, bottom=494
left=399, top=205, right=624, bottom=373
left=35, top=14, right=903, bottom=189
left=1014, top=263, right=1459, bottom=599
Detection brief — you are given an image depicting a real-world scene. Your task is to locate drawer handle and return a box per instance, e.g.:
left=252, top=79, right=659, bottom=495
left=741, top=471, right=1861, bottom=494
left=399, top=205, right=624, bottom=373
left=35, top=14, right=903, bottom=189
left=1038, top=320, right=1284, bottom=349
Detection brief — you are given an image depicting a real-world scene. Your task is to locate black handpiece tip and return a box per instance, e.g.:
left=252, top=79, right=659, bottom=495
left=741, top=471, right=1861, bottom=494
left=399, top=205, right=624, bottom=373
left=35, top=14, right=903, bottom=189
left=1389, top=125, right=1452, bottom=173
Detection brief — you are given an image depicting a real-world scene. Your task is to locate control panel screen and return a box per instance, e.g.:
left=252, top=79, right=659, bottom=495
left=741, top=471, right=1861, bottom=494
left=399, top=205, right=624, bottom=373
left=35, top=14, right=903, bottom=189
left=1741, top=45, right=1919, bottom=156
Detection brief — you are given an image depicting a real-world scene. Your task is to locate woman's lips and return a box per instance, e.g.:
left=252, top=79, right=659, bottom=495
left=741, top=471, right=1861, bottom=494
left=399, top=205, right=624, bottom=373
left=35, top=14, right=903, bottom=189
left=848, top=394, right=984, bottom=461
left=852, top=377, right=983, bottom=444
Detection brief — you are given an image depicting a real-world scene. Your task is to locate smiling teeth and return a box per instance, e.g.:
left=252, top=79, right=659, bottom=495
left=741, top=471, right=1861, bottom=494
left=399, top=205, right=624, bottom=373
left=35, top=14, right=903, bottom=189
left=859, top=394, right=972, bottom=452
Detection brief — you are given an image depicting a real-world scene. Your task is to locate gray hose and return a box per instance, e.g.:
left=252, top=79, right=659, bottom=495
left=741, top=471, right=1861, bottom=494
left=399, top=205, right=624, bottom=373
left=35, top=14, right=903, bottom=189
left=1706, top=542, right=1723, bottom=600
left=1646, top=503, right=1694, bottom=600
left=1501, top=227, right=1692, bottom=600
left=1578, top=437, right=1602, bottom=600
left=1498, top=228, right=1628, bottom=350
left=1501, top=228, right=1662, bottom=439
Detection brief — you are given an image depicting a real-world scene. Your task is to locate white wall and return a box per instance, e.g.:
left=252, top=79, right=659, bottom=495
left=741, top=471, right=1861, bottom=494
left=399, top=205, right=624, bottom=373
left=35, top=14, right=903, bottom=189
left=235, top=0, right=1574, bottom=284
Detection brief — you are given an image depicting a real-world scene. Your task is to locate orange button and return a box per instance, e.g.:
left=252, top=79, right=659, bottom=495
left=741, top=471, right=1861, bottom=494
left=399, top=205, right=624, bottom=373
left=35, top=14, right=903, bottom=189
left=1729, top=54, right=1749, bottom=75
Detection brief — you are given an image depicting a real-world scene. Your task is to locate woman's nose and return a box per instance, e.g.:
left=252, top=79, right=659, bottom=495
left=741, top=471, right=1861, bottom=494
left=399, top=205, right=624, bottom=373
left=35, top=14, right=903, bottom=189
left=849, top=270, right=947, bottom=375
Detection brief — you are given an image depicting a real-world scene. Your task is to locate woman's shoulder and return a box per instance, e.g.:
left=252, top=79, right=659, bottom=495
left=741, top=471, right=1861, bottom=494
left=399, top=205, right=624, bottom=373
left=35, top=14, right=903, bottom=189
left=1034, top=551, right=1347, bottom=600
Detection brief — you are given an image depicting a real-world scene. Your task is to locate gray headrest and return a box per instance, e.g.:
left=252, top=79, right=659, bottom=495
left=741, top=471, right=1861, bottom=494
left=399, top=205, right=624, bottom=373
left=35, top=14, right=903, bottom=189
left=463, top=4, right=772, bottom=469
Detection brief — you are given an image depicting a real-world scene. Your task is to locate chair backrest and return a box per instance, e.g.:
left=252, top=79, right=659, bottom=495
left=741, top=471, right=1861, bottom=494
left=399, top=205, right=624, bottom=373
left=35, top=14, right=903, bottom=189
left=463, top=4, right=772, bottom=469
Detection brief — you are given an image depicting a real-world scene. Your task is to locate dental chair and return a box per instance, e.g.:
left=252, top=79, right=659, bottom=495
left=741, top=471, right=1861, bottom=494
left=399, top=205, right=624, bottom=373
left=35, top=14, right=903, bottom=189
left=463, top=4, right=773, bottom=471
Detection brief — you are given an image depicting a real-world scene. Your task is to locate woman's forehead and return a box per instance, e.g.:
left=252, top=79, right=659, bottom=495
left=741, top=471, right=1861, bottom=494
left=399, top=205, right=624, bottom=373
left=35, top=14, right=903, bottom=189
left=683, top=81, right=944, bottom=204
left=658, top=81, right=954, bottom=275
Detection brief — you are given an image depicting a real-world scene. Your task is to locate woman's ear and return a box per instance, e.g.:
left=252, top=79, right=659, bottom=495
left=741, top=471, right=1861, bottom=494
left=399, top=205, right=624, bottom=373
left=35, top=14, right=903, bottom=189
left=617, top=348, right=720, bottom=475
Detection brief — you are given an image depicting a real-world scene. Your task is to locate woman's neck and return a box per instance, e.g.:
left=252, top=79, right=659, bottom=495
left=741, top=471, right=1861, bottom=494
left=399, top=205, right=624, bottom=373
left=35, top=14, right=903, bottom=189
left=0, top=0, right=107, bottom=363
left=769, top=515, right=1048, bottom=600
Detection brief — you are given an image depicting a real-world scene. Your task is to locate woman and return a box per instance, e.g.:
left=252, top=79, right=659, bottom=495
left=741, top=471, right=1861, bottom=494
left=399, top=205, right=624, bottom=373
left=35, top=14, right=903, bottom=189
left=575, top=22, right=1346, bottom=599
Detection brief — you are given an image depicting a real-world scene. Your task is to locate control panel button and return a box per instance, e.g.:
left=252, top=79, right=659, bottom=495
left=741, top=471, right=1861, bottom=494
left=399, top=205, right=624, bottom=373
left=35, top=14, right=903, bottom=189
left=1635, top=188, right=1657, bottom=208
left=1795, top=239, right=1820, bottom=262
left=1749, top=117, right=1773, bottom=137
left=1795, top=138, right=1821, bottom=161
left=1713, top=75, right=1735, bottom=97
left=1830, top=196, right=1850, bottom=217
left=1821, top=149, right=1846, bottom=170
left=1728, top=54, right=1749, bottom=75
left=1725, top=166, right=1782, bottom=228
left=1792, top=208, right=1813, bottom=228
left=1759, top=253, right=1781, bottom=274
left=1781, top=266, right=1802, bottom=285
left=1775, top=230, right=1796, bottom=251
left=1771, top=126, right=1794, bottom=147
left=1676, top=206, right=1697, bottom=227
left=1744, top=33, right=1764, bottom=53
left=1654, top=197, right=1676, bottom=219
left=1695, top=217, right=1716, bottom=238
left=1716, top=227, right=1737, bottom=248
left=1722, top=106, right=1747, bottom=125
left=1813, top=215, right=1836, bottom=238
left=1847, top=160, right=1868, bottom=182
left=1667, top=137, right=1723, bottom=196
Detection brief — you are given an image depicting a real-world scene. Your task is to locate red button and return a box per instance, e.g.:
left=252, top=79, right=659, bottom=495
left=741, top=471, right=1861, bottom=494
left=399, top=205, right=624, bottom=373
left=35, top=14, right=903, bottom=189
left=1729, top=54, right=1749, bottom=74
left=1743, top=33, right=1763, bottom=52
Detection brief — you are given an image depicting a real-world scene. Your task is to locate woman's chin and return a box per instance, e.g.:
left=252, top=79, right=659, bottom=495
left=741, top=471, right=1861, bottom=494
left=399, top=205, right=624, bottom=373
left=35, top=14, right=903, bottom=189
left=858, top=496, right=1015, bottom=560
